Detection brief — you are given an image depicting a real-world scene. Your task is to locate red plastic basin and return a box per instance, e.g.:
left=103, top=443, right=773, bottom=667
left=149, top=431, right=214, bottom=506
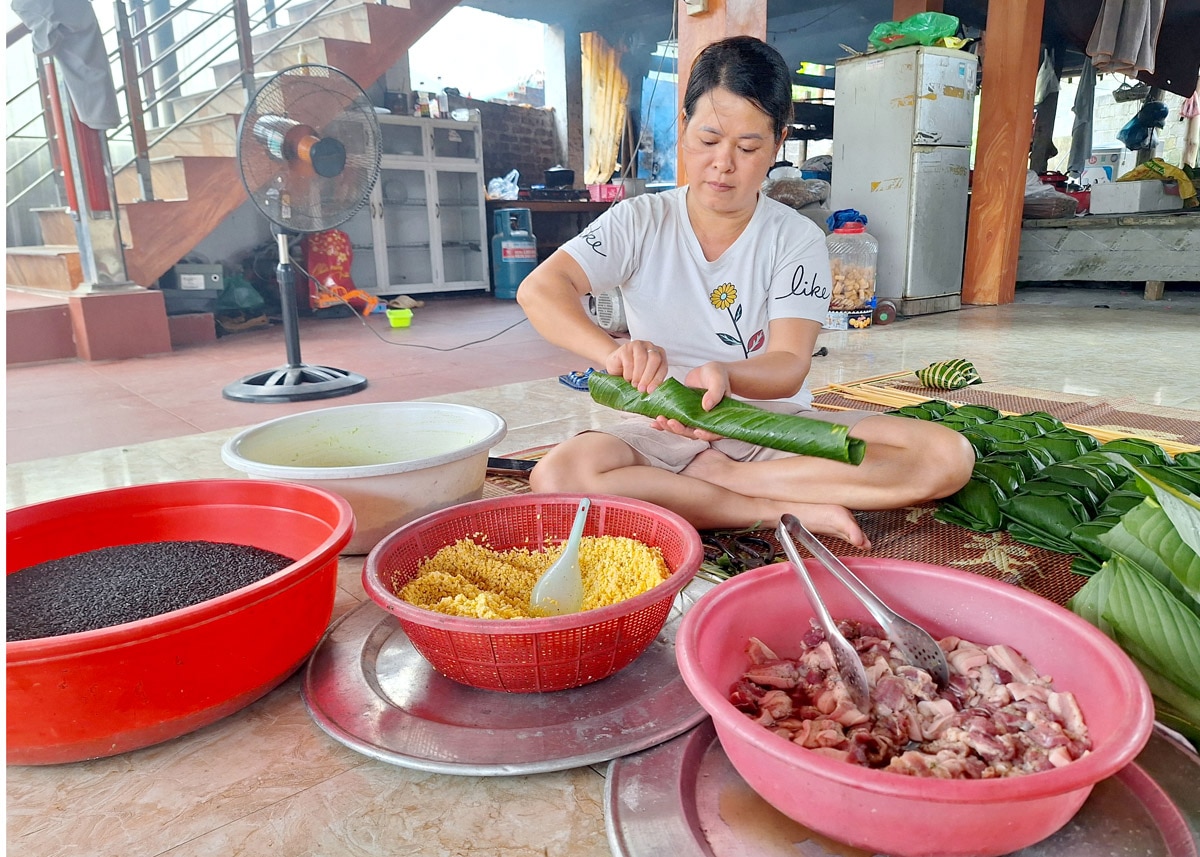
left=675, top=558, right=1154, bottom=857
left=6, top=479, right=354, bottom=765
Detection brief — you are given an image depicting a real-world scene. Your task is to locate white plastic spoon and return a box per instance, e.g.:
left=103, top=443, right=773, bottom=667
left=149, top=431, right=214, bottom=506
left=530, top=498, right=590, bottom=616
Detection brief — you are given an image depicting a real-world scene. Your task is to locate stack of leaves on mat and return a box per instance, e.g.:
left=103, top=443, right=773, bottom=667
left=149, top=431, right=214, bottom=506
left=587, top=372, right=866, bottom=465
left=1068, top=463, right=1200, bottom=748
left=895, top=400, right=1200, bottom=571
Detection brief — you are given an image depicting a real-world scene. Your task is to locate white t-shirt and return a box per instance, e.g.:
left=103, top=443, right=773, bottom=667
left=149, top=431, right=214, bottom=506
left=560, top=186, right=832, bottom=407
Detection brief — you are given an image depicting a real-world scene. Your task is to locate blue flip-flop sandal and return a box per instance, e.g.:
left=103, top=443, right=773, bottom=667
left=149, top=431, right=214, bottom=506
left=558, top=368, right=595, bottom=391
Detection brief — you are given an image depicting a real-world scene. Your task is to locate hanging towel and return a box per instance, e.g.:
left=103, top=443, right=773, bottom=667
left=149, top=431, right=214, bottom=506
left=11, top=0, right=120, bottom=130
left=1067, top=57, right=1097, bottom=176
left=1086, top=0, right=1167, bottom=77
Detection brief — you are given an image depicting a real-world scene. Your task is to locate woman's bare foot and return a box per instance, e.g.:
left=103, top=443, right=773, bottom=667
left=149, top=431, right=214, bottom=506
left=774, top=501, right=871, bottom=550
left=684, top=450, right=870, bottom=548
left=683, top=447, right=736, bottom=486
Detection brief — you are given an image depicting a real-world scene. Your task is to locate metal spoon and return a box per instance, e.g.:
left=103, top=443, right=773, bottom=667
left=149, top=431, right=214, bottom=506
left=530, top=497, right=590, bottom=616
left=779, top=514, right=950, bottom=689
left=776, top=516, right=871, bottom=710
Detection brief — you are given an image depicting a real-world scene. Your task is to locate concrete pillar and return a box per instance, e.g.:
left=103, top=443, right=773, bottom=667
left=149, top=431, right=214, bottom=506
left=544, top=25, right=585, bottom=178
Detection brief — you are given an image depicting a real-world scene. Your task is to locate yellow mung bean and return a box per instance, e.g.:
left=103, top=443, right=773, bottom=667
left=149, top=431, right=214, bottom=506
left=396, top=536, right=669, bottom=619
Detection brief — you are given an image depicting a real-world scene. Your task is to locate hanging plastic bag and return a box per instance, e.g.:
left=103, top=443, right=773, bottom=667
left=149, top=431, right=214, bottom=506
left=1116, top=100, right=1169, bottom=150
left=868, top=12, right=960, bottom=51
left=486, top=169, right=520, bottom=200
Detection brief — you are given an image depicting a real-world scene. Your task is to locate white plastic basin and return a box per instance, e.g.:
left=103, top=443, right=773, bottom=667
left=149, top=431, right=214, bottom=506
left=221, top=402, right=507, bottom=554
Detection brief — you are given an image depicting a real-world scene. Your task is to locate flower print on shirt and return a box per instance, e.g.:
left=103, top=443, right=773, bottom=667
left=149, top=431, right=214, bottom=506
left=709, top=283, right=764, bottom=358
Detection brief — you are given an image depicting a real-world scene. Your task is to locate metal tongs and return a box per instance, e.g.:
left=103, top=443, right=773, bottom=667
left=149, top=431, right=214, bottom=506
left=777, top=514, right=950, bottom=709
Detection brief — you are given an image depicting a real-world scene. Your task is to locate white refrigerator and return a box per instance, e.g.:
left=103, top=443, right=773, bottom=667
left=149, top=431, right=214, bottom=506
left=830, top=46, right=979, bottom=315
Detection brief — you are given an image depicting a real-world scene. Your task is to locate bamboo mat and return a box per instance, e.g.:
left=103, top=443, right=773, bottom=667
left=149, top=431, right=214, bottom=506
left=485, top=381, right=1200, bottom=608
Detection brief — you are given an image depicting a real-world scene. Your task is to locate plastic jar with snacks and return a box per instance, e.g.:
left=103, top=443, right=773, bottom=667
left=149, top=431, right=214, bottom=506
left=825, top=221, right=878, bottom=330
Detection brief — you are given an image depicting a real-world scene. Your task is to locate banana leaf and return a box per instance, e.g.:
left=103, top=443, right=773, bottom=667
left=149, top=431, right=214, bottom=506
left=587, top=373, right=866, bottom=465
left=1048, top=426, right=1101, bottom=453
left=1071, top=451, right=1139, bottom=485
left=1139, top=464, right=1200, bottom=496
left=993, top=415, right=1050, bottom=437
left=960, top=423, right=1029, bottom=457
left=1071, top=553, right=1103, bottom=577
left=1069, top=514, right=1125, bottom=567
left=1099, top=499, right=1200, bottom=618
left=989, top=440, right=1056, bottom=470
left=958, top=429, right=995, bottom=458
left=984, top=451, right=1041, bottom=481
left=1028, top=433, right=1091, bottom=463
left=1100, top=489, right=1153, bottom=517
left=953, top=404, right=1002, bottom=423
left=918, top=399, right=956, bottom=418
left=1022, top=411, right=1066, bottom=432
left=934, top=475, right=1004, bottom=532
left=1000, top=490, right=1091, bottom=553
left=972, top=459, right=1024, bottom=497
left=1034, top=461, right=1118, bottom=500
left=914, top=359, right=981, bottom=389
left=1099, top=437, right=1173, bottom=466
left=892, top=405, right=939, bottom=420
left=1018, top=479, right=1103, bottom=516
left=938, top=411, right=989, bottom=431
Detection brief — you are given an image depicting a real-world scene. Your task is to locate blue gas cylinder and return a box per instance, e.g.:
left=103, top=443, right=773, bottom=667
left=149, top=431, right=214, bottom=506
left=491, top=208, right=537, bottom=300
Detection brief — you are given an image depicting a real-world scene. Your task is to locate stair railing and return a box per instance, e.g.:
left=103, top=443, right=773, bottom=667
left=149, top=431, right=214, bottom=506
left=6, top=0, right=344, bottom=252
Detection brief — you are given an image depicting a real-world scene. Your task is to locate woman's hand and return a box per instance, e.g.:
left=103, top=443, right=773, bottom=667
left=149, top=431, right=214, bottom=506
left=605, top=340, right=667, bottom=394
left=651, top=362, right=731, bottom=441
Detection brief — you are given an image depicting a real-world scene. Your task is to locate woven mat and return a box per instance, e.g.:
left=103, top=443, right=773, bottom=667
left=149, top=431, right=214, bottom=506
left=484, top=384, right=1200, bottom=609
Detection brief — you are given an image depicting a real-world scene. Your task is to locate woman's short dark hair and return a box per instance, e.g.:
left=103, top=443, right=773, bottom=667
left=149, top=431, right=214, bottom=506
left=682, top=36, right=794, bottom=142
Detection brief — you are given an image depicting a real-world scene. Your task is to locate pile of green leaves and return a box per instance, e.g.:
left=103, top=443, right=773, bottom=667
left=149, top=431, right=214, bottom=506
left=1067, top=461, right=1200, bottom=748
left=896, top=400, right=1200, bottom=568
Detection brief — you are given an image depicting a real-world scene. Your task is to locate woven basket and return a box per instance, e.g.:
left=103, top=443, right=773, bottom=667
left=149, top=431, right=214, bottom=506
left=362, top=493, right=703, bottom=692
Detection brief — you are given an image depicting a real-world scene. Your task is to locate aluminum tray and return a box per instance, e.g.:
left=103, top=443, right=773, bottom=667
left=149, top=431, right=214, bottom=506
left=605, top=719, right=1199, bottom=857
left=301, top=581, right=714, bottom=776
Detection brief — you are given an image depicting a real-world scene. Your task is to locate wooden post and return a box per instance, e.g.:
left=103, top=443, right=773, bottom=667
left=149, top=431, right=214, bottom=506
left=961, top=0, right=1045, bottom=306
left=675, top=0, right=767, bottom=186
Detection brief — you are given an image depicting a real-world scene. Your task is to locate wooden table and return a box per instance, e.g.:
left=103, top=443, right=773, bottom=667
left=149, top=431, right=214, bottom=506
left=1017, top=210, right=1200, bottom=299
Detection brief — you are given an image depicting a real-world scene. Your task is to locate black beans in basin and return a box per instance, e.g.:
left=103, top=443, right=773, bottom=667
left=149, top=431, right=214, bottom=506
left=6, top=540, right=295, bottom=642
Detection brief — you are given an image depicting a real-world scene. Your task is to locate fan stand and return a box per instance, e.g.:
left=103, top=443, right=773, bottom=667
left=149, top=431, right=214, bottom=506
left=222, top=230, right=367, bottom=402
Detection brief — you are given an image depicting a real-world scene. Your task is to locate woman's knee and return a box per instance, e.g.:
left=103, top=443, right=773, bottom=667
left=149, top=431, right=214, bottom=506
left=922, top=425, right=975, bottom=498
left=528, top=452, right=580, bottom=493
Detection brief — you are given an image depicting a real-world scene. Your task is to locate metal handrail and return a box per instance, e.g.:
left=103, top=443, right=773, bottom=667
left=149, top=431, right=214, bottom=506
left=112, top=0, right=343, bottom=174
left=5, top=0, right=331, bottom=212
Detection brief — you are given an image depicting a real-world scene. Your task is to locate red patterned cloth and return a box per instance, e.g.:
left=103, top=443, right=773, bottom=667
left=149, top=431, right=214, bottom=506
left=302, top=229, right=377, bottom=315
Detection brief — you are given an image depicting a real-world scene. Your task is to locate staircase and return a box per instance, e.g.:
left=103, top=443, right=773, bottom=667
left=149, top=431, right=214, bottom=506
left=5, top=0, right=459, bottom=364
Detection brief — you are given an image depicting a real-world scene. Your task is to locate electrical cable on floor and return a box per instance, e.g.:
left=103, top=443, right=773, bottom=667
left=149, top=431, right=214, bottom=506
left=290, top=257, right=530, bottom=352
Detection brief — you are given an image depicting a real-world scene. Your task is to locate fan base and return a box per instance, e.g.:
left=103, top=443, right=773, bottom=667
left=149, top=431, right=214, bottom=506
left=222, top=364, right=368, bottom=403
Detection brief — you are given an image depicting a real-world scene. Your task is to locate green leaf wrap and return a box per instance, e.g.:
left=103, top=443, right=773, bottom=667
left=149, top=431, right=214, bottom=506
left=587, top=373, right=866, bottom=466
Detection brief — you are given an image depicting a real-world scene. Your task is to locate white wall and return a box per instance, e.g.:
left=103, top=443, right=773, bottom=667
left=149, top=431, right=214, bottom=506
left=1046, top=73, right=1189, bottom=177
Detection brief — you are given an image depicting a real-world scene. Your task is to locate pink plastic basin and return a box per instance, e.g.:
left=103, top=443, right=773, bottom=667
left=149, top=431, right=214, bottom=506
left=6, top=479, right=354, bottom=765
left=675, top=558, right=1154, bottom=857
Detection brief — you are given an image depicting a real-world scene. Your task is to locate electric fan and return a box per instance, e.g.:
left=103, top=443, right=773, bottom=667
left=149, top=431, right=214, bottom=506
left=223, top=64, right=381, bottom=403
left=589, top=291, right=628, bottom=333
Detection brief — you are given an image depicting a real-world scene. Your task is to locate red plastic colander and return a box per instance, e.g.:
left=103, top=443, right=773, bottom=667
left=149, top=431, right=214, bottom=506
left=362, top=493, right=703, bottom=692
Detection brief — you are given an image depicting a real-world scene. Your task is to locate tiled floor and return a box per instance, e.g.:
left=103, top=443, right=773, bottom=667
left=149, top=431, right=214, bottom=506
left=6, top=282, right=1200, bottom=857
left=7, top=284, right=1200, bottom=468
left=5, top=295, right=583, bottom=464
